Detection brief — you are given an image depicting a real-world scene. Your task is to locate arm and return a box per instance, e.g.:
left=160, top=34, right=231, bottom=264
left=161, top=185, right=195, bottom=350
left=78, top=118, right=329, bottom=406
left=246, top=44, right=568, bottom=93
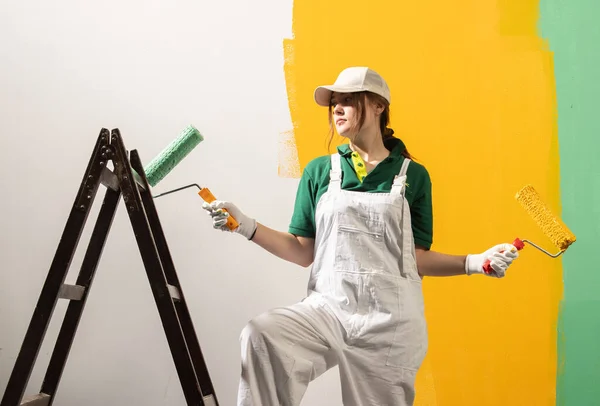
left=250, top=223, right=314, bottom=267
left=202, top=201, right=315, bottom=268
left=415, top=244, right=520, bottom=278
left=415, top=246, right=467, bottom=277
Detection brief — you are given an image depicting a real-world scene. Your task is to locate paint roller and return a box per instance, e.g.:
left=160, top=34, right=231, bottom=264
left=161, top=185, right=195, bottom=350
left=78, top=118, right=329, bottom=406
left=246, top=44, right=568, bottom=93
left=482, top=184, right=577, bottom=274
left=143, top=124, right=239, bottom=231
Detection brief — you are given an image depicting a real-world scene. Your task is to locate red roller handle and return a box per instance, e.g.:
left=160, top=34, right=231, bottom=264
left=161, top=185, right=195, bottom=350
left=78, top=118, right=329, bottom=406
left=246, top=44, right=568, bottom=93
left=482, top=238, right=525, bottom=275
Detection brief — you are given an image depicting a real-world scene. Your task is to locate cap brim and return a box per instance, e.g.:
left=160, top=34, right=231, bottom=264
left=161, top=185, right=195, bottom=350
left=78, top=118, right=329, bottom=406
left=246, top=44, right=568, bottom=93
left=313, top=85, right=365, bottom=107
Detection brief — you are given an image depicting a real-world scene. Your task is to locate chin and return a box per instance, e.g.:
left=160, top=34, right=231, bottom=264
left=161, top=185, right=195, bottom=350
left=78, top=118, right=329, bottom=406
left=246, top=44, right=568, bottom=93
left=336, top=128, right=352, bottom=139
left=338, top=133, right=351, bottom=140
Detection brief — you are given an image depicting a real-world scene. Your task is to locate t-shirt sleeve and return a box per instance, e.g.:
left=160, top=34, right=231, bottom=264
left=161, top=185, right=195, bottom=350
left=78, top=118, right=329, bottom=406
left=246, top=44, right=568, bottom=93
left=288, top=166, right=317, bottom=238
left=410, top=166, right=434, bottom=250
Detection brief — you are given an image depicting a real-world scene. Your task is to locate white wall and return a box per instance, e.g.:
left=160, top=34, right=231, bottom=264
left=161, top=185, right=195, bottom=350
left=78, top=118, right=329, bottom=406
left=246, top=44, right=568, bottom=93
left=0, top=1, right=341, bottom=404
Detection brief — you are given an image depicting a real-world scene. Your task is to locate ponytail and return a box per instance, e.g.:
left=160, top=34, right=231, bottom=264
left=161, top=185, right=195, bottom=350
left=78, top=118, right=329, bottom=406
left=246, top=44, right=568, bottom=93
left=383, top=127, right=395, bottom=139
left=382, top=126, right=415, bottom=160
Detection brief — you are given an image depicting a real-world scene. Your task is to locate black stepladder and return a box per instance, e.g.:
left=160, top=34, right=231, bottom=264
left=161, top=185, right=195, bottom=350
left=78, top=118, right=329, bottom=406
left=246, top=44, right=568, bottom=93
left=1, top=128, right=218, bottom=406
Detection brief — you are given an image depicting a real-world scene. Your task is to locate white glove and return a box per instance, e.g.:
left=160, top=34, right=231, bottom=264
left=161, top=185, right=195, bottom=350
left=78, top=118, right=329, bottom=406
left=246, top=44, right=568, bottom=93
left=201, top=200, right=257, bottom=240
left=465, top=243, right=519, bottom=277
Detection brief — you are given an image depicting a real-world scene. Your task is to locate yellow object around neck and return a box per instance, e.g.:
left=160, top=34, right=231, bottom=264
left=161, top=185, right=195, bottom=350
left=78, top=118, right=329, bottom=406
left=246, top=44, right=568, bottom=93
left=350, top=151, right=368, bottom=183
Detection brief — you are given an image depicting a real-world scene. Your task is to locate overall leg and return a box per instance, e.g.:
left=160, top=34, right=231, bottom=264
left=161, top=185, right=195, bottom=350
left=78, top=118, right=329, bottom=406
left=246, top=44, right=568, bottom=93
left=237, top=301, right=339, bottom=406
left=338, top=345, right=422, bottom=406
left=336, top=309, right=428, bottom=406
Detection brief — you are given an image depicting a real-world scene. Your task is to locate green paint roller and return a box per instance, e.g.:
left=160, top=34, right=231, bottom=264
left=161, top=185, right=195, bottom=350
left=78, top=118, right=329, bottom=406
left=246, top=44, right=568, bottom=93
left=144, top=125, right=240, bottom=231
left=144, top=124, right=204, bottom=187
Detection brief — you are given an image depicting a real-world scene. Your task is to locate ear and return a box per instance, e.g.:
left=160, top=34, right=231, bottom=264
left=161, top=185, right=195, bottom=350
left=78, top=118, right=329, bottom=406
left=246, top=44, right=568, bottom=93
left=373, top=101, right=385, bottom=116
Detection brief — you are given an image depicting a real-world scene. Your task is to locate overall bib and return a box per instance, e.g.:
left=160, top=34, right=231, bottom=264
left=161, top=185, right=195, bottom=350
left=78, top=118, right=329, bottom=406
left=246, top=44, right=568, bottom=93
left=238, top=154, right=428, bottom=406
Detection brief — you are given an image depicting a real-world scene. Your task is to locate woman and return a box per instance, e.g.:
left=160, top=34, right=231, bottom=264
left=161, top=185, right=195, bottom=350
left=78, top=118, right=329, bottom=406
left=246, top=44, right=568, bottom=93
left=202, top=66, right=519, bottom=406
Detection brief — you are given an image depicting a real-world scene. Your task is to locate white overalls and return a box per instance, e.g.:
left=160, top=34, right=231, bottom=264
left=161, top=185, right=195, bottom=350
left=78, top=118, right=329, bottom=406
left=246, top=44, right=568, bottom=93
left=238, top=153, right=428, bottom=406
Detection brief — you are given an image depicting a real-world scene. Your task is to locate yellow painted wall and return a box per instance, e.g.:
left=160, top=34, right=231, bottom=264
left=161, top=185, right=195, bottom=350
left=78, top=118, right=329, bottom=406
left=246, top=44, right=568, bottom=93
left=282, top=1, right=563, bottom=404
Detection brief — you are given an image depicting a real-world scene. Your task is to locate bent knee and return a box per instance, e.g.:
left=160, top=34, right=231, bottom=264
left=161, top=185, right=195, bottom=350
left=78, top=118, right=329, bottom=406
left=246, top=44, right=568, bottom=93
left=239, top=309, right=282, bottom=345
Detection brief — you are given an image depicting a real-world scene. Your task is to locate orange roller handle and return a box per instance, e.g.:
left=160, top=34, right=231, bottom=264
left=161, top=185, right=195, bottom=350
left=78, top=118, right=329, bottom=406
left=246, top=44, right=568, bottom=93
left=198, top=187, right=239, bottom=231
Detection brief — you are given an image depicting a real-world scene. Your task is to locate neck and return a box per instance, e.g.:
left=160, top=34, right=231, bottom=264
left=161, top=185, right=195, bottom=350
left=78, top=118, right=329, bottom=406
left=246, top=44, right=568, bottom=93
left=349, top=129, right=389, bottom=163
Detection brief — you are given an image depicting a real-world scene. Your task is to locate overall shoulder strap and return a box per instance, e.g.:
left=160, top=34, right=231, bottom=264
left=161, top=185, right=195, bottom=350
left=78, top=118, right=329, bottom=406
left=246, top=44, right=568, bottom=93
left=391, top=158, right=411, bottom=192
left=329, top=153, right=342, bottom=191
left=399, top=157, right=411, bottom=177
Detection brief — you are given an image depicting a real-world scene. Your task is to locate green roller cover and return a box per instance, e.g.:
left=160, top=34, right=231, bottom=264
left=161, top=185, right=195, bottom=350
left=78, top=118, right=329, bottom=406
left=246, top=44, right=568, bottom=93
left=144, top=125, right=204, bottom=187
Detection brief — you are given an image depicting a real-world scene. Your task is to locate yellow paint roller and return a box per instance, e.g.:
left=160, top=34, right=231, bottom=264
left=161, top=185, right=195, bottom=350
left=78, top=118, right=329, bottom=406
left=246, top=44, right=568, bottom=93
left=483, top=184, right=577, bottom=274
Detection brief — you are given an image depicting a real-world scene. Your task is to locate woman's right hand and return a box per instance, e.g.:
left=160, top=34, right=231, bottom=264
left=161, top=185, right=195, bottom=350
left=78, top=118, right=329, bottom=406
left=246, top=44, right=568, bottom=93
left=202, top=200, right=257, bottom=240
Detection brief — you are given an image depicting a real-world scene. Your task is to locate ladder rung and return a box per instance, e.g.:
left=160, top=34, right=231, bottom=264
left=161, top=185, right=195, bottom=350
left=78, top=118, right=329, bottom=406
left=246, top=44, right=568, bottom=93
left=203, top=395, right=217, bottom=406
left=100, top=166, right=119, bottom=191
left=20, top=393, right=50, bottom=406
left=168, top=284, right=181, bottom=301
left=59, top=284, right=86, bottom=301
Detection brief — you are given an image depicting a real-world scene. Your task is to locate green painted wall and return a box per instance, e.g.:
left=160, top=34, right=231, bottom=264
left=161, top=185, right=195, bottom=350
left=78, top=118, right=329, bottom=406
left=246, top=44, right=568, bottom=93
left=539, top=0, right=600, bottom=404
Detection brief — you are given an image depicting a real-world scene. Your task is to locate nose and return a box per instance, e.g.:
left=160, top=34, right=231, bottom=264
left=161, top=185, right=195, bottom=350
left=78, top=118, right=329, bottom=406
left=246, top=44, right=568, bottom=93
left=333, top=103, right=344, bottom=115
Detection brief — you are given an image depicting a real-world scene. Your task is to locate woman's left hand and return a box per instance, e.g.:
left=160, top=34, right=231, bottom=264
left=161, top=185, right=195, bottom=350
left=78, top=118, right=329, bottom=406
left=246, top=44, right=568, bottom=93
left=465, top=243, right=520, bottom=277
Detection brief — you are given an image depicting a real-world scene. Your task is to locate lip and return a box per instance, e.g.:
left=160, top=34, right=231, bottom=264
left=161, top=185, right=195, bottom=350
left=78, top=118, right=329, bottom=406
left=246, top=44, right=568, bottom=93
left=335, top=119, right=346, bottom=125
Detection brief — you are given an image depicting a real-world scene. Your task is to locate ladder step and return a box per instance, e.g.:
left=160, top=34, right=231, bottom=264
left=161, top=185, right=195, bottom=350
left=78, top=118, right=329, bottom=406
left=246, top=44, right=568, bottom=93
left=203, top=395, right=218, bottom=406
left=20, top=393, right=50, bottom=406
left=58, top=284, right=85, bottom=301
left=100, top=166, right=119, bottom=192
left=168, top=284, right=181, bottom=301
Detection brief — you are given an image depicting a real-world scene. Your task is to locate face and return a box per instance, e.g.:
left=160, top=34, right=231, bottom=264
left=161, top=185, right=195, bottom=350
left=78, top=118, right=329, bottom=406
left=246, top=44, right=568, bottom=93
left=330, top=92, right=382, bottom=139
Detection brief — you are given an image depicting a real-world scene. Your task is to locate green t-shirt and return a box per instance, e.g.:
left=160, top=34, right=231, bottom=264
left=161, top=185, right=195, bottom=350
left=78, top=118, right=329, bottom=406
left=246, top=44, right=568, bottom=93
left=288, top=137, right=434, bottom=250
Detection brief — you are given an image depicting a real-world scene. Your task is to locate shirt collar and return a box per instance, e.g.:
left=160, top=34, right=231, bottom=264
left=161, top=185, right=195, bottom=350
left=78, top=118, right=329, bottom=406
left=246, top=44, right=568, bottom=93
left=336, top=136, right=406, bottom=161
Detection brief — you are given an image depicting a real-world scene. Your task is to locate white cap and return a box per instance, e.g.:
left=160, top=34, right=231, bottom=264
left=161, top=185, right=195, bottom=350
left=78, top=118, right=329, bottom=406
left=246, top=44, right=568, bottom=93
left=314, top=67, right=391, bottom=107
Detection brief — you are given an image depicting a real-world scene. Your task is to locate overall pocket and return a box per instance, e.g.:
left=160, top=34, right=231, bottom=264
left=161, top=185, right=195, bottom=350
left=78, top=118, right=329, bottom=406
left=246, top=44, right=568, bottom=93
left=334, top=211, right=386, bottom=272
left=385, top=279, right=428, bottom=371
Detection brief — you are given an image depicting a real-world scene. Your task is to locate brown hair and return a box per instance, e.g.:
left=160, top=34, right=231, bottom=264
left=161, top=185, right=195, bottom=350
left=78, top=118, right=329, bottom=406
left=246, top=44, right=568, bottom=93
left=327, top=91, right=413, bottom=159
